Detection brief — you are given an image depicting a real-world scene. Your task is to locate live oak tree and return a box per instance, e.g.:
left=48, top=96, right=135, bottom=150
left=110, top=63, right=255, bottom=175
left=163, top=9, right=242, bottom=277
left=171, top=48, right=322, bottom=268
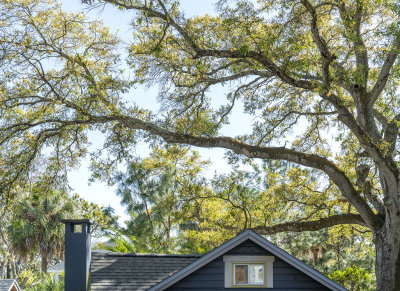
left=2, top=0, right=400, bottom=289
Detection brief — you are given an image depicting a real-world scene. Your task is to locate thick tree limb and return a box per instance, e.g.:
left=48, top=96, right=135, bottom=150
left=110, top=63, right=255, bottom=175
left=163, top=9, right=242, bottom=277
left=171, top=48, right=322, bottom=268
left=356, top=164, right=385, bottom=214
left=77, top=114, right=382, bottom=231
left=370, top=34, right=400, bottom=106
left=364, top=181, right=385, bottom=215
left=100, top=0, right=395, bottom=177
left=2, top=109, right=381, bottom=230
left=373, top=109, right=389, bottom=131
left=253, top=214, right=366, bottom=235
left=336, top=2, right=381, bottom=145
left=301, top=0, right=335, bottom=86
left=353, top=1, right=369, bottom=87
left=337, top=1, right=369, bottom=87
left=384, top=113, right=400, bottom=156
left=320, top=92, right=399, bottom=189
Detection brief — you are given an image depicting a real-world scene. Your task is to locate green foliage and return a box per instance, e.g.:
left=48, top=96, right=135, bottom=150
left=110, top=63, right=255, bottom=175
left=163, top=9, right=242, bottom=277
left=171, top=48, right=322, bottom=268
left=268, top=226, right=375, bottom=289
left=1, top=174, right=116, bottom=279
left=105, top=145, right=209, bottom=253
left=3, top=0, right=400, bottom=289
left=329, top=266, right=374, bottom=291
left=96, top=235, right=142, bottom=253
left=72, top=194, right=119, bottom=238
left=7, top=185, right=74, bottom=273
left=0, top=0, right=128, bottom=193
left=108, top=147, right=375, bottom=288
left=25, top=273, right=64, bottom=291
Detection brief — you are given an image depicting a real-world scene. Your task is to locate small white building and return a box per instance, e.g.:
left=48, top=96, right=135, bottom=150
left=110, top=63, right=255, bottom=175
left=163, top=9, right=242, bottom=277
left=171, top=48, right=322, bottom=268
left=0, top=279, right=21, bottom=291
left=47, top=262, right=64, bottom=279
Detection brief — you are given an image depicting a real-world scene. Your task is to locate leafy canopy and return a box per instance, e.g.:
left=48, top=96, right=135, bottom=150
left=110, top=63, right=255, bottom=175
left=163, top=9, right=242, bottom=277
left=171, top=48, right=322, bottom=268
left=3, top=0, right=400, bottom=288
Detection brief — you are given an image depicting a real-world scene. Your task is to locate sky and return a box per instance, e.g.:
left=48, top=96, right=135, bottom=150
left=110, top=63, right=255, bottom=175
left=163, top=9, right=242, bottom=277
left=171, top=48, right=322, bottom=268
left=59, top=0, right=252, bottom=223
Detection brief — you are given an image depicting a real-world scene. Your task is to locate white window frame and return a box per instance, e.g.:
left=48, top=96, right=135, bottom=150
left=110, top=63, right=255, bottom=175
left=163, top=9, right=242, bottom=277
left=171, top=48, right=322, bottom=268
left=233, top=263, right=265, bottom=286
left=223, top=255, right=274, bottom=288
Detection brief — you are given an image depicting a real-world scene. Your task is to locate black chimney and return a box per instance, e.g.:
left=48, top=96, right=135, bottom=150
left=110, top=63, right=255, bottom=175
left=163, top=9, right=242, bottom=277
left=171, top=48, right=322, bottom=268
left=62, top=219, right=92, bottom=291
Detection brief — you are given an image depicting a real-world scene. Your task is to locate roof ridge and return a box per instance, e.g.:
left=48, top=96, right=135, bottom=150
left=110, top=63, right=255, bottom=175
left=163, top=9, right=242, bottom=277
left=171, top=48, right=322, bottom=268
left=92, top=251, right=203, bottom=257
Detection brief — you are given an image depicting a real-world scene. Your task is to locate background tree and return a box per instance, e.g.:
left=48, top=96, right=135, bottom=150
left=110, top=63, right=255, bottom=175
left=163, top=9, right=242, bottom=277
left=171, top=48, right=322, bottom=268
left=106, top=145, right=208, bottom=253
left=329, top=265, right=374, bottom=291
left=0, top=196, right=25, bottom=280
left=2, top=0, right=400, bottom=289
left=102, top=146, right=375, bottom=287
left=96, top=234, right=143, bottom=253
left=72, top=194, right=119, bottom=239
left=5, top=181, right=116, bottom=277
left=7, top=186, right=74, bottom=273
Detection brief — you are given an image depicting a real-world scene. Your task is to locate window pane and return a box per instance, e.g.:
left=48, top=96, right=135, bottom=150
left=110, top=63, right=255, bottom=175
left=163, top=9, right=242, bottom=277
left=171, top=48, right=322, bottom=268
left=249, top=265, right=264, bottom=284
left=235, top=265, right=248, bottom=284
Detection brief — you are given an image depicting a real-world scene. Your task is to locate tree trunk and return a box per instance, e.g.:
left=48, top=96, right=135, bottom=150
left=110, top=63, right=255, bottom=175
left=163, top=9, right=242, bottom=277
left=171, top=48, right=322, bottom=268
left=41, top=254, right=48, bottom=274
left=10, top=260, right=16, bottom=279
left=375, top=210, right=400, bottom=291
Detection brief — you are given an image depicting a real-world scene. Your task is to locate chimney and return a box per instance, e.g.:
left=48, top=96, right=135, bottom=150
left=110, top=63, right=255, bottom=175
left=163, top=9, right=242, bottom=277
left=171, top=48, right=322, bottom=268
left=62, top=219, right=92, bottom=291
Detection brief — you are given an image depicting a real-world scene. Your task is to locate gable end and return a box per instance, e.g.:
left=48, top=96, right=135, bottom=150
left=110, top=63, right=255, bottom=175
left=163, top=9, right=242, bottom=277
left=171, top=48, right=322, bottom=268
left=149, top=230, right=347, bottom=291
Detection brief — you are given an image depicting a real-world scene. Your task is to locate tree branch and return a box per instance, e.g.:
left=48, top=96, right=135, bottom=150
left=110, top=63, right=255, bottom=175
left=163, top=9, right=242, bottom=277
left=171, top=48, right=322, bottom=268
left=353, top=0, right=369, bottom=87
left=253, top=214, right=366, bottom=235
left=301, top=0, right=335, bottom=86
left=320, top=92, right=399, bottom=187
left=194, top=49, right=315, bottom=90
left=100, top=0, right=317, bottom=90
left=338, top=1, right=369, bottom=88
left=384, top=113, right=400, bottom=156
left=82, top=114, right=382, bottom=231
left=370, top=34, right=400, bottom=105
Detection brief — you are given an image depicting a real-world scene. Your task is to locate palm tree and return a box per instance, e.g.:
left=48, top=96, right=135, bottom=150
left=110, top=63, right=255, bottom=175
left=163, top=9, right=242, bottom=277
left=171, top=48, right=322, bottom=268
left=96, top=235, right=143, bottom=253
left=7, top=187, right=75, bottom=273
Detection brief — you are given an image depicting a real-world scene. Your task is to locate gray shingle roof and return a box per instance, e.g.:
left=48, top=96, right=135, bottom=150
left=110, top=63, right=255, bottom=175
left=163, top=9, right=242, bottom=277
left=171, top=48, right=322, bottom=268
left=90, top=250, right=201, bottom=291
left=0, top=279, right=20, bottom=291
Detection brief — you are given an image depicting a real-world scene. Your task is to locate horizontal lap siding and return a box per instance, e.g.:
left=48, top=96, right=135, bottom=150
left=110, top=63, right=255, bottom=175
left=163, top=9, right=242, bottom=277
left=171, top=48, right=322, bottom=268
left=166, top=240, right=331, bottom=291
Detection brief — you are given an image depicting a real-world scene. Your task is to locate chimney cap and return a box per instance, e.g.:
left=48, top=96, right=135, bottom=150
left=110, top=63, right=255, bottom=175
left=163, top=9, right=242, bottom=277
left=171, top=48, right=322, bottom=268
left=61, top=219, right=92, bottom=224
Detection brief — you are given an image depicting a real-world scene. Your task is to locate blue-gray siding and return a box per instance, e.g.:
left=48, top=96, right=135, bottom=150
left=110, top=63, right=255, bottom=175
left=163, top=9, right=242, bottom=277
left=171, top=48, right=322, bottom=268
left=166, top=239, right=330, bottom=291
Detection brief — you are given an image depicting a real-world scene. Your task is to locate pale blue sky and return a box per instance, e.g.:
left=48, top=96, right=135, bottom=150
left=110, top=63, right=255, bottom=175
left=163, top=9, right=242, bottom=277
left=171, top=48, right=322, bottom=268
left=60, top=0, right=254, bottom=222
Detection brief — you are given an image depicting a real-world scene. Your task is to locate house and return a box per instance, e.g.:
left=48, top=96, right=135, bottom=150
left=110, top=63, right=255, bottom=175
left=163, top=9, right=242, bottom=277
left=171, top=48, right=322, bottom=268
left=62, top=220, right=348, bottom=291
left=0, top=279, right=21, bottom=291
left=47, top=262, right=64, bottom=279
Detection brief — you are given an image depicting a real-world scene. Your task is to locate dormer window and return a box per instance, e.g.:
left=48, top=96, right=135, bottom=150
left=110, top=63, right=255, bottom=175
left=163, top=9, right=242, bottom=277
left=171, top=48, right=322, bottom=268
left=223, top=255, right=274, bottom=288
left=234, top=263, right=265, bottom=285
